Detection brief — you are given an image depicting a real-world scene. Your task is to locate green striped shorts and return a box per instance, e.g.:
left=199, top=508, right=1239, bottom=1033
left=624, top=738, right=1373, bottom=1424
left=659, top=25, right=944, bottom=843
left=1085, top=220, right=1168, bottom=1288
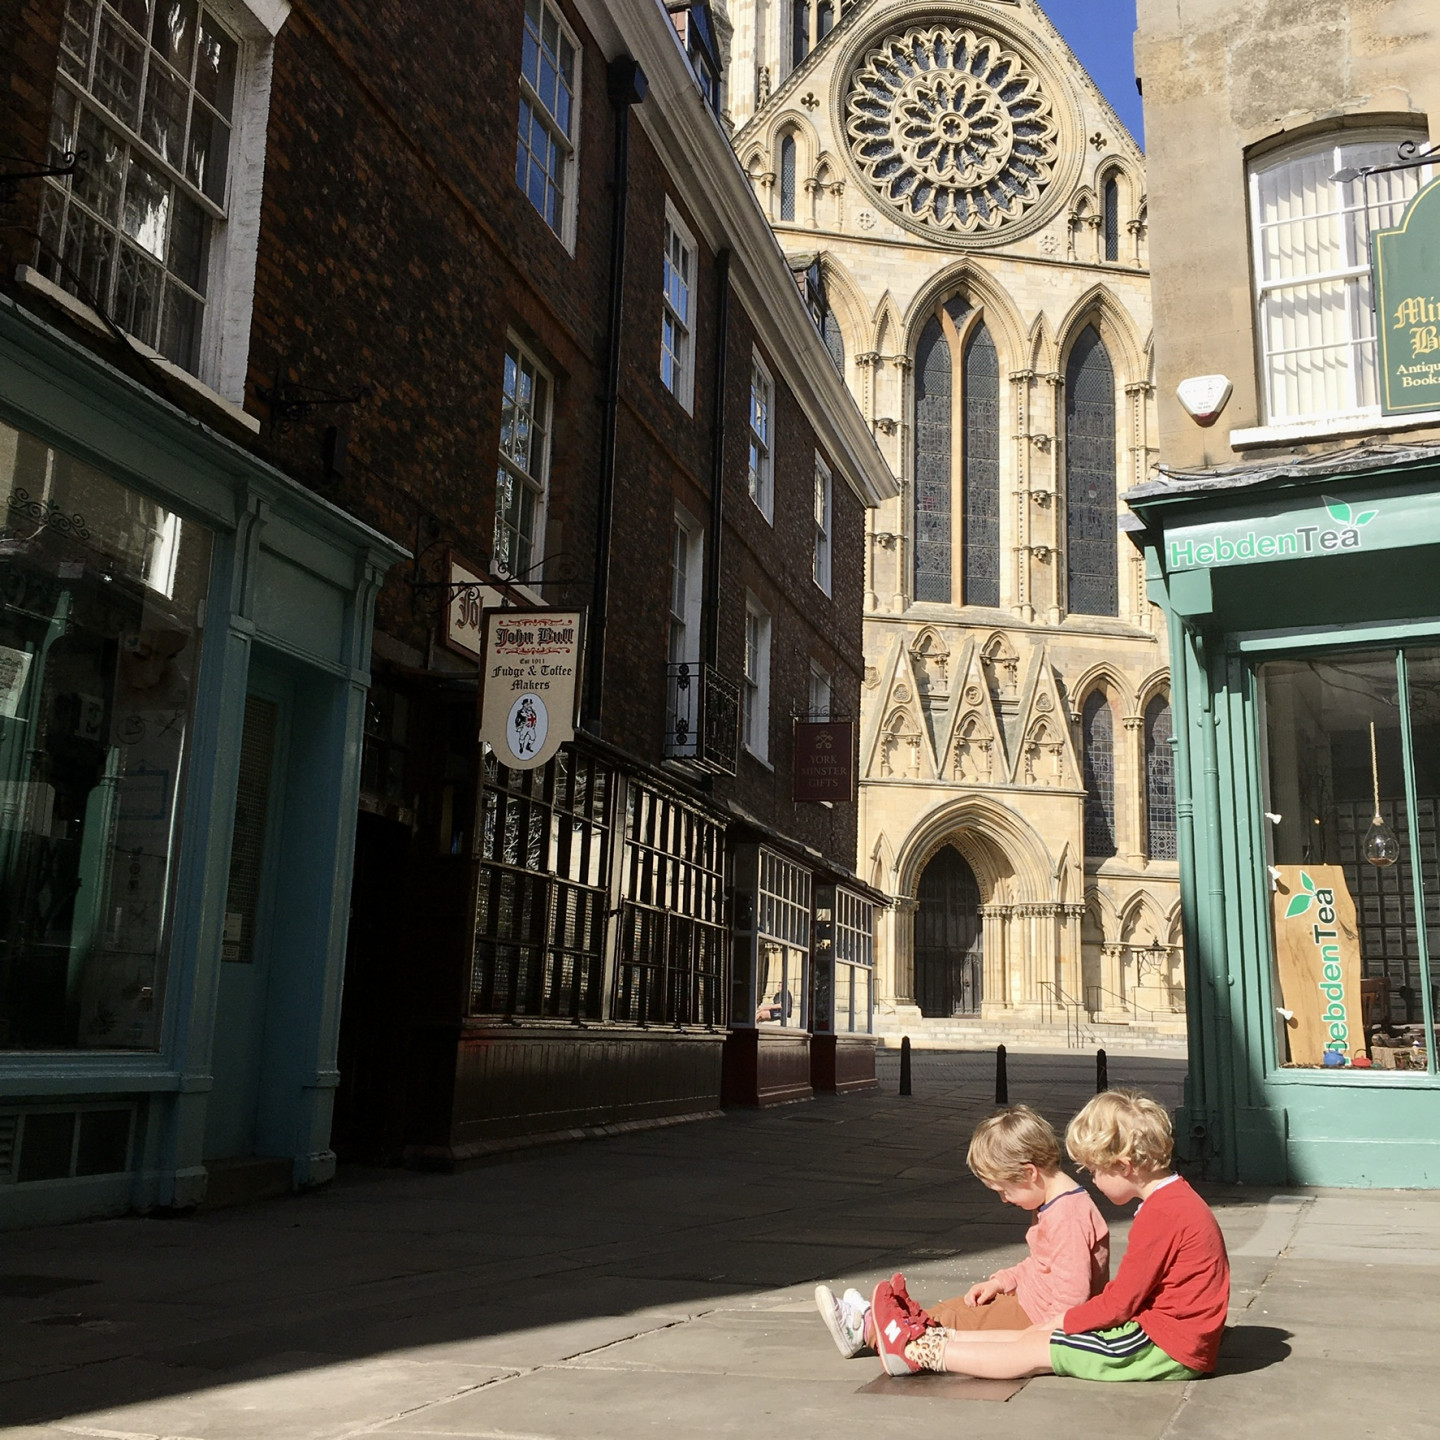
left=1050, top=1321, right=1202, bottom=1382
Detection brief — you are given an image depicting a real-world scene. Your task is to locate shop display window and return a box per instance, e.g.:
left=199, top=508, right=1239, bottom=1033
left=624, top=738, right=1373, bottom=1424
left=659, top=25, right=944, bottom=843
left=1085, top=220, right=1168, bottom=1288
left=754, top=848, right=810, bottom=1028
left=832, top=887, right=874, bottom=1034
left=0, top=419, right=211, bottom=1050
left=1260, top=648, right=1439, bottom=1073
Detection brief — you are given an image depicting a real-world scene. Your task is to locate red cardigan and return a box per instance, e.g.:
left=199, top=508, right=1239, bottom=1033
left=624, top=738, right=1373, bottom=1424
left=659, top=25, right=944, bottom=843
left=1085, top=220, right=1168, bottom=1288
left=1061, top=1176, right=1230, bottom=1373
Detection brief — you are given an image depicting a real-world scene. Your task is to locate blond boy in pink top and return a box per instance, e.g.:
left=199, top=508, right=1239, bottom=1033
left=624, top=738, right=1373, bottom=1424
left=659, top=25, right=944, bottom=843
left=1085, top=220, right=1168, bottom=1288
left=817, top=1106, right=1109, bottom=1355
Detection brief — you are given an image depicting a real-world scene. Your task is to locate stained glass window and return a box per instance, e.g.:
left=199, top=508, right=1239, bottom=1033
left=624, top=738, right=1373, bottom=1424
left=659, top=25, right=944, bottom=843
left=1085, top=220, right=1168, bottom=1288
left=962, top=322, right=1000, bottom=607
left=779, top=133, right=796, bottom=221
left=914, top=314, right=952, bottom=603
left=1083, top=690, right=1116, bottom=858
left=1065, top=326, right=1118, bottom=616
left=1145, top=695, right=1176, bottom=860
left=1103, top=176, right=1120, bottom=262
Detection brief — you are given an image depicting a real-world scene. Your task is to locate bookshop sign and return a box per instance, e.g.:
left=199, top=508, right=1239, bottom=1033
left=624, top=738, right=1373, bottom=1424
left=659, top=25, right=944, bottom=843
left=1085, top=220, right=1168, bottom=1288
left=1374, top=173, right=1440, bottom=416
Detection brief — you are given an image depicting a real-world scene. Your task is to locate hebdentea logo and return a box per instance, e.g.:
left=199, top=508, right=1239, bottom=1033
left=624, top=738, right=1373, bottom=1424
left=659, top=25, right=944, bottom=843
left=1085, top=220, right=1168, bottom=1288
left=1168, top=497, right=1379, bottom=569
left=1283, top=871, right=1352, bottom=1055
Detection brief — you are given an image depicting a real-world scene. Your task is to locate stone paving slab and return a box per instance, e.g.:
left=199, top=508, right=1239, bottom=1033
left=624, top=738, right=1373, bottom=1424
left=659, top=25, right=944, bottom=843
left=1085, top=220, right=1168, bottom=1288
left=3, top=1054, right=1439, bottom=1440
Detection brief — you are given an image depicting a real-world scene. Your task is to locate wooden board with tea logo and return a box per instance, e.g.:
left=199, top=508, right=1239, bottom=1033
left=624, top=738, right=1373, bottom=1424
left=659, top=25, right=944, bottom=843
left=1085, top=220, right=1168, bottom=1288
left=1272, top=865, right=1364, bottom=1066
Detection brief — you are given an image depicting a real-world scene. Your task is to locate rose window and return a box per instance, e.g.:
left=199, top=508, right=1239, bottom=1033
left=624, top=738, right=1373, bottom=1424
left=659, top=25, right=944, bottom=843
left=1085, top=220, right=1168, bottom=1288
left=846, top=26, right=1060, bottom=234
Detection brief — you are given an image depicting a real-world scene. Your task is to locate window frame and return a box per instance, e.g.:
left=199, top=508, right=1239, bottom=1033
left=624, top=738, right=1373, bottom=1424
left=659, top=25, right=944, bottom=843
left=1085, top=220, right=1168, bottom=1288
left=812, top=451, right=832, bottom=596
left=743, top=593, right=772, bottom=764
left=808, top=659, right=832, bottom=722
left=36, top=0, right=284, bottom=400
left=661, top=200, right=697, bottom=413
left=748, top=349, right=774, bottom=521
left=516, top=0, right=582, bottom=250
left=1247, top=128, right=1431, bottom=428
left=493, top=336, right=554, bottom=585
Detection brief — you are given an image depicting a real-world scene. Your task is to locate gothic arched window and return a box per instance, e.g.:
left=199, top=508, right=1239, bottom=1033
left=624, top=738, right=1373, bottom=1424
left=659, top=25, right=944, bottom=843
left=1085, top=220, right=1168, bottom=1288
left=1083, top=690, right=1116, bottom=858
left=822, top=308, right=844, bottom=376
left=818, top=0, right=834, bottom=40
left=1103, top=176, right=1120, bottom=262
left=779, top=134, right=797, bottom=222
left=791, top=0, right=811, bottom=68
left=1145, top=694, right=1176, bottom=860
left=1065, top=325, right=1117, bottom=616
left=962, top=322, right=1000, bottom=607
left=914, top=314, right=952, bottom=603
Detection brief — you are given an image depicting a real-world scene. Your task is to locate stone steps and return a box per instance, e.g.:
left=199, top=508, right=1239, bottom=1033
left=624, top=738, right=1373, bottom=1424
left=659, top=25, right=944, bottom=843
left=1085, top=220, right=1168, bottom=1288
left=872, top=1017, right=1189, bottom=1055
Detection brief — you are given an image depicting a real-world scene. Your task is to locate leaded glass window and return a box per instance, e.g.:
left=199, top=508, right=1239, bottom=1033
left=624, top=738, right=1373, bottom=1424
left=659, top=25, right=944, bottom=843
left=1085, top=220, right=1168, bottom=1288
left=1065, top=326, right=1118, bottom=616
left=779, top=133, right=797, bottom=222
left=914, top=314, right=952, bottom=603
left=1145, top=694, right=1176, bottom=860
left=1103, top=176, right=1120, bottom=262
left=1083, top=690, right=1116, bottom=858
left=962, top=322, right=1000, bottom=607
left=822, top=308, right=844, bottom=376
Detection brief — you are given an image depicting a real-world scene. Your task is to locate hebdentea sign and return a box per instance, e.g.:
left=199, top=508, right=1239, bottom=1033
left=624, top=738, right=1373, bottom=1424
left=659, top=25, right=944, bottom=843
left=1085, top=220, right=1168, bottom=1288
left=1163, top=485, right=1440, bottom=574
left=1373, top=174, right=1440, bottom=417
left=1271, top=866, right=1363, bottom=1067
left=478, top=609, right=584, bottom=771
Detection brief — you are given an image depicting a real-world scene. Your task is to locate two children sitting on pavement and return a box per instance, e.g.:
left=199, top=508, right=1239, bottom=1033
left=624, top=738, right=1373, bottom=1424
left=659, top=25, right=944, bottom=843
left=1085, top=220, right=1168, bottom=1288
left=817, top=1089, right=1231, bottom=1383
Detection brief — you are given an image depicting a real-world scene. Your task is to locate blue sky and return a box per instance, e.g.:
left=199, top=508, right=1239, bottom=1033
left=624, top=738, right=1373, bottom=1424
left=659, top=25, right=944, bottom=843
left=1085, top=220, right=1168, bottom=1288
left=1035, top=0, right=1144, bottom=147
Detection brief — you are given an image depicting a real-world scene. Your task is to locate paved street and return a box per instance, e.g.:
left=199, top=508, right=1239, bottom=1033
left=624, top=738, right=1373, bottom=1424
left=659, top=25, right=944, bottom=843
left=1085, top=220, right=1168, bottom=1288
left=1, top=1051, right=1436, bottom=1440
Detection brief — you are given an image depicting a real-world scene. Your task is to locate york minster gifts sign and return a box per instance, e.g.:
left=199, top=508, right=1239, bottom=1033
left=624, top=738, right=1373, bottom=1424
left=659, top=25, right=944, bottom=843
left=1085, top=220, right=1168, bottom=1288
left=1271, top=866, right=1364, bottom=1066
left=793, top=721, right=854, bottom=803
left=478, top=610, right=583, bottom=770
left=1373, top=173, right=1440, bottom=416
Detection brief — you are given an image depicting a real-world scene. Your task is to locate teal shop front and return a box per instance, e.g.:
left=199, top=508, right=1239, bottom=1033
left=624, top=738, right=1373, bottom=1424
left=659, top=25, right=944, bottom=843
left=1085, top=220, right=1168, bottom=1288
left=1127, top=444, right=1440, bottom=1187
left=0, top=300, right=405, bottom=1227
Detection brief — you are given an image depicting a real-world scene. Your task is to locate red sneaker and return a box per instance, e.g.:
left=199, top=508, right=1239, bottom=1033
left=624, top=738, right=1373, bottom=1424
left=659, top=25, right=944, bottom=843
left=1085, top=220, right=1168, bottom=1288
left=871, top=1274, right=934, bottom=1376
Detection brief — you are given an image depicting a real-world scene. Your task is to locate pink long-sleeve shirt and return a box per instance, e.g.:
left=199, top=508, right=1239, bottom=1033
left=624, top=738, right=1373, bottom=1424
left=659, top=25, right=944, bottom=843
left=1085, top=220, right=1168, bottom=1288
left=991, top=1185, right=1110, bottom=1322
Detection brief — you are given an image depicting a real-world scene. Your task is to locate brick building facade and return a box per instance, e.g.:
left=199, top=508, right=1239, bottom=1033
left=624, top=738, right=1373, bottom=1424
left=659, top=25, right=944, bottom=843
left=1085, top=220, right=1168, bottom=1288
left=0, top=0, right=892, bottom=1220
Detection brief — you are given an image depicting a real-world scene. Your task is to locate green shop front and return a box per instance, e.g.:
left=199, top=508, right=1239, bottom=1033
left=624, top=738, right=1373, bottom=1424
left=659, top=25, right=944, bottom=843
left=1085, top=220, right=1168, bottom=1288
left=1129, top=444, right=1440, bottom=1186
left=0, top=300, right=404, bottom=1226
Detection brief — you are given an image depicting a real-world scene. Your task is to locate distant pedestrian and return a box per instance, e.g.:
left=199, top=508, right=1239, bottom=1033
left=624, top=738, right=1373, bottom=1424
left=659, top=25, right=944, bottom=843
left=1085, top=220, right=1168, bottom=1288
left=869, top=1089, right=1231, bottom=1383
left=814, top=1104, right=1109, bottom=1357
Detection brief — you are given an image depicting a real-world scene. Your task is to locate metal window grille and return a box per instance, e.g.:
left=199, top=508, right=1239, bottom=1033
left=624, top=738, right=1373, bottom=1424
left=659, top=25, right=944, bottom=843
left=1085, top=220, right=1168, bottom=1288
left=613, top=785, right=726, bottom=1026
left=1083, top=691, right=1117, bottom=858
left=472, top=748, right=611, bottom=1019
left=913, top=314, right=952, bottom=602
left=516, top=0, right=577, bottom=236
left=1145, top=695, right=1176, bottom=860
left=779, top=133, right=796, bottom=221
left=961, top=322, right=1000, bottom=606
left=38, top=0, right=240, bottom=373
left=494, top=343, right=551, bottom=578
left=1103, top=176, right=1120, bottom=262
left=1064, top=326, right=1118, bottom=616
left=662, top=217, right=693, bottom=399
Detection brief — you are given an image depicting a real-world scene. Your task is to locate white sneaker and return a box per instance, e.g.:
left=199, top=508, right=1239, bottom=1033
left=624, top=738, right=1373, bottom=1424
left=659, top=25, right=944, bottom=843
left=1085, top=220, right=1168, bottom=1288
left=815, top=1283, right=871, bottom=1358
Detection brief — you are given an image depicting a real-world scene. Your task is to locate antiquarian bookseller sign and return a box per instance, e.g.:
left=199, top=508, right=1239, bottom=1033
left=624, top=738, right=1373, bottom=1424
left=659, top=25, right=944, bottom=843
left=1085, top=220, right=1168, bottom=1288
left=478, top=610, right=583, bottom=771
left=1373, top=173, right=1440, bottom=416
left=793, top=721, right=854, bottom=803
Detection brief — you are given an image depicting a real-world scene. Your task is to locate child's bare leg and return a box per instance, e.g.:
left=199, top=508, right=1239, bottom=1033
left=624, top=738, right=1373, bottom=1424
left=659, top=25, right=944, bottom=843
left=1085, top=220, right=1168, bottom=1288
left=941, top=1326, right=1054, bottom=1377
left=907, top=1325, right=1054, bottom=1377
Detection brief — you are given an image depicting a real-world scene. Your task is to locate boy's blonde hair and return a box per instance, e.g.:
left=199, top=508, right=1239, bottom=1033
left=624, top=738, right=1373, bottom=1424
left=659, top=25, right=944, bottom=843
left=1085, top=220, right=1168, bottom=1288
left=1065, top=1089, right=1174, bottom=1175
left=966, top=1105, right=1063, bottom=1185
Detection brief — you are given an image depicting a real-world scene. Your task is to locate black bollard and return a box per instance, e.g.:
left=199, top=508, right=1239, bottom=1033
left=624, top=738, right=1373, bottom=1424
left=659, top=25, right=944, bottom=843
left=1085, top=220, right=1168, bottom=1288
left=899, top=1035, right=913, bottom=1096
left=1096, top=1048, right=1108, bottom=1093
left=995, top=1043, right=1008, bottom=1105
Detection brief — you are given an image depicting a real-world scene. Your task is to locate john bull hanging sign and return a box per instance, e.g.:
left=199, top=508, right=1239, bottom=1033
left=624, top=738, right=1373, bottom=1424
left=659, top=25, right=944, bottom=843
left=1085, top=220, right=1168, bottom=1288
left=478, top=609, right=584, bottom=771
left=1374, top=173, right=1440, bottom=416
left=1271, top=865, right=1364, bottom=1067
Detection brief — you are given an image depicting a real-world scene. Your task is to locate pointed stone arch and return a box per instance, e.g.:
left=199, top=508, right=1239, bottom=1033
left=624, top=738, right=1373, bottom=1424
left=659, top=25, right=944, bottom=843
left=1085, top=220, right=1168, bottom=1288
left=817, top=253, right=869, bottom=366
left=909, top=626, right=952, bottom=703
left=1136, top=666, right=1170, bottom=714
left=1028, top=312, right=1057, bottom=380
left=873, top=290, right=903, bottom=355
left=981, top=631, right=1021, bottom=707
left=761, top=109, right=822, bottom=174
left=1055, top=284, right=1145, bottom=386
left=904, top=261, right=1027, bottom=377
left=1068, top=660, right=1134, bottom=720
left=870, top=830, right=895, bottom=892
left=896, top=794, right=1056, bottom=906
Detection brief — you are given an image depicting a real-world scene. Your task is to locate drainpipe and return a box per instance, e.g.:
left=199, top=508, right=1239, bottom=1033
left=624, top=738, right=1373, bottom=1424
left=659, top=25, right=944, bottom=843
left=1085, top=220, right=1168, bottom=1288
left=703, top=250, right=731, bottom=670
left=583, top=55, right=647, bottom=735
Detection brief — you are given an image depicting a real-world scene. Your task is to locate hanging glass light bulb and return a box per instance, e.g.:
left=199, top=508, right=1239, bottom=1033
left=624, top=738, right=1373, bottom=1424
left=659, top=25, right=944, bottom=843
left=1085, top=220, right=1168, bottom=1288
left=1364, top=719, right=1401, bottom=867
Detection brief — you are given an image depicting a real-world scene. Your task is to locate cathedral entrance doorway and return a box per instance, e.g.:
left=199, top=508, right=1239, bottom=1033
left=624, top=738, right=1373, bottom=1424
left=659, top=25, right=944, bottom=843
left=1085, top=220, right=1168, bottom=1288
left=914, top=846, right=983, bottom=1017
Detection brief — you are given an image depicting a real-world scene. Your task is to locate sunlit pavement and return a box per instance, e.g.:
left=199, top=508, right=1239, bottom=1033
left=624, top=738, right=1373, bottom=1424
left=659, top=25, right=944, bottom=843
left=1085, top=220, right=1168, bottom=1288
left=1, top=1050, right=1437, bottom=1439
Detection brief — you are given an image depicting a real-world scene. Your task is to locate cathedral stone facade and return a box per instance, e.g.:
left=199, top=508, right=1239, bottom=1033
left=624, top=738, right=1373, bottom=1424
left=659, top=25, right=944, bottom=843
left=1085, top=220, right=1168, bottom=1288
left=720, top=0, right=1184, bottom=1039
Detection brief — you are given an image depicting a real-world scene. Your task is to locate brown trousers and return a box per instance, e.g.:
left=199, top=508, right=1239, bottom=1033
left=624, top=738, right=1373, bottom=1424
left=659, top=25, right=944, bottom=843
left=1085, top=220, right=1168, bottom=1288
left=926, top=1290, right=1034, bottom=1332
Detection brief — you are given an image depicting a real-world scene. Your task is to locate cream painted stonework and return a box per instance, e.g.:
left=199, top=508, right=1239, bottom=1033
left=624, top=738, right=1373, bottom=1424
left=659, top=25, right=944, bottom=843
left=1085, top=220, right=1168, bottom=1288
left=720, top=0, right=1183, bottom=1036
